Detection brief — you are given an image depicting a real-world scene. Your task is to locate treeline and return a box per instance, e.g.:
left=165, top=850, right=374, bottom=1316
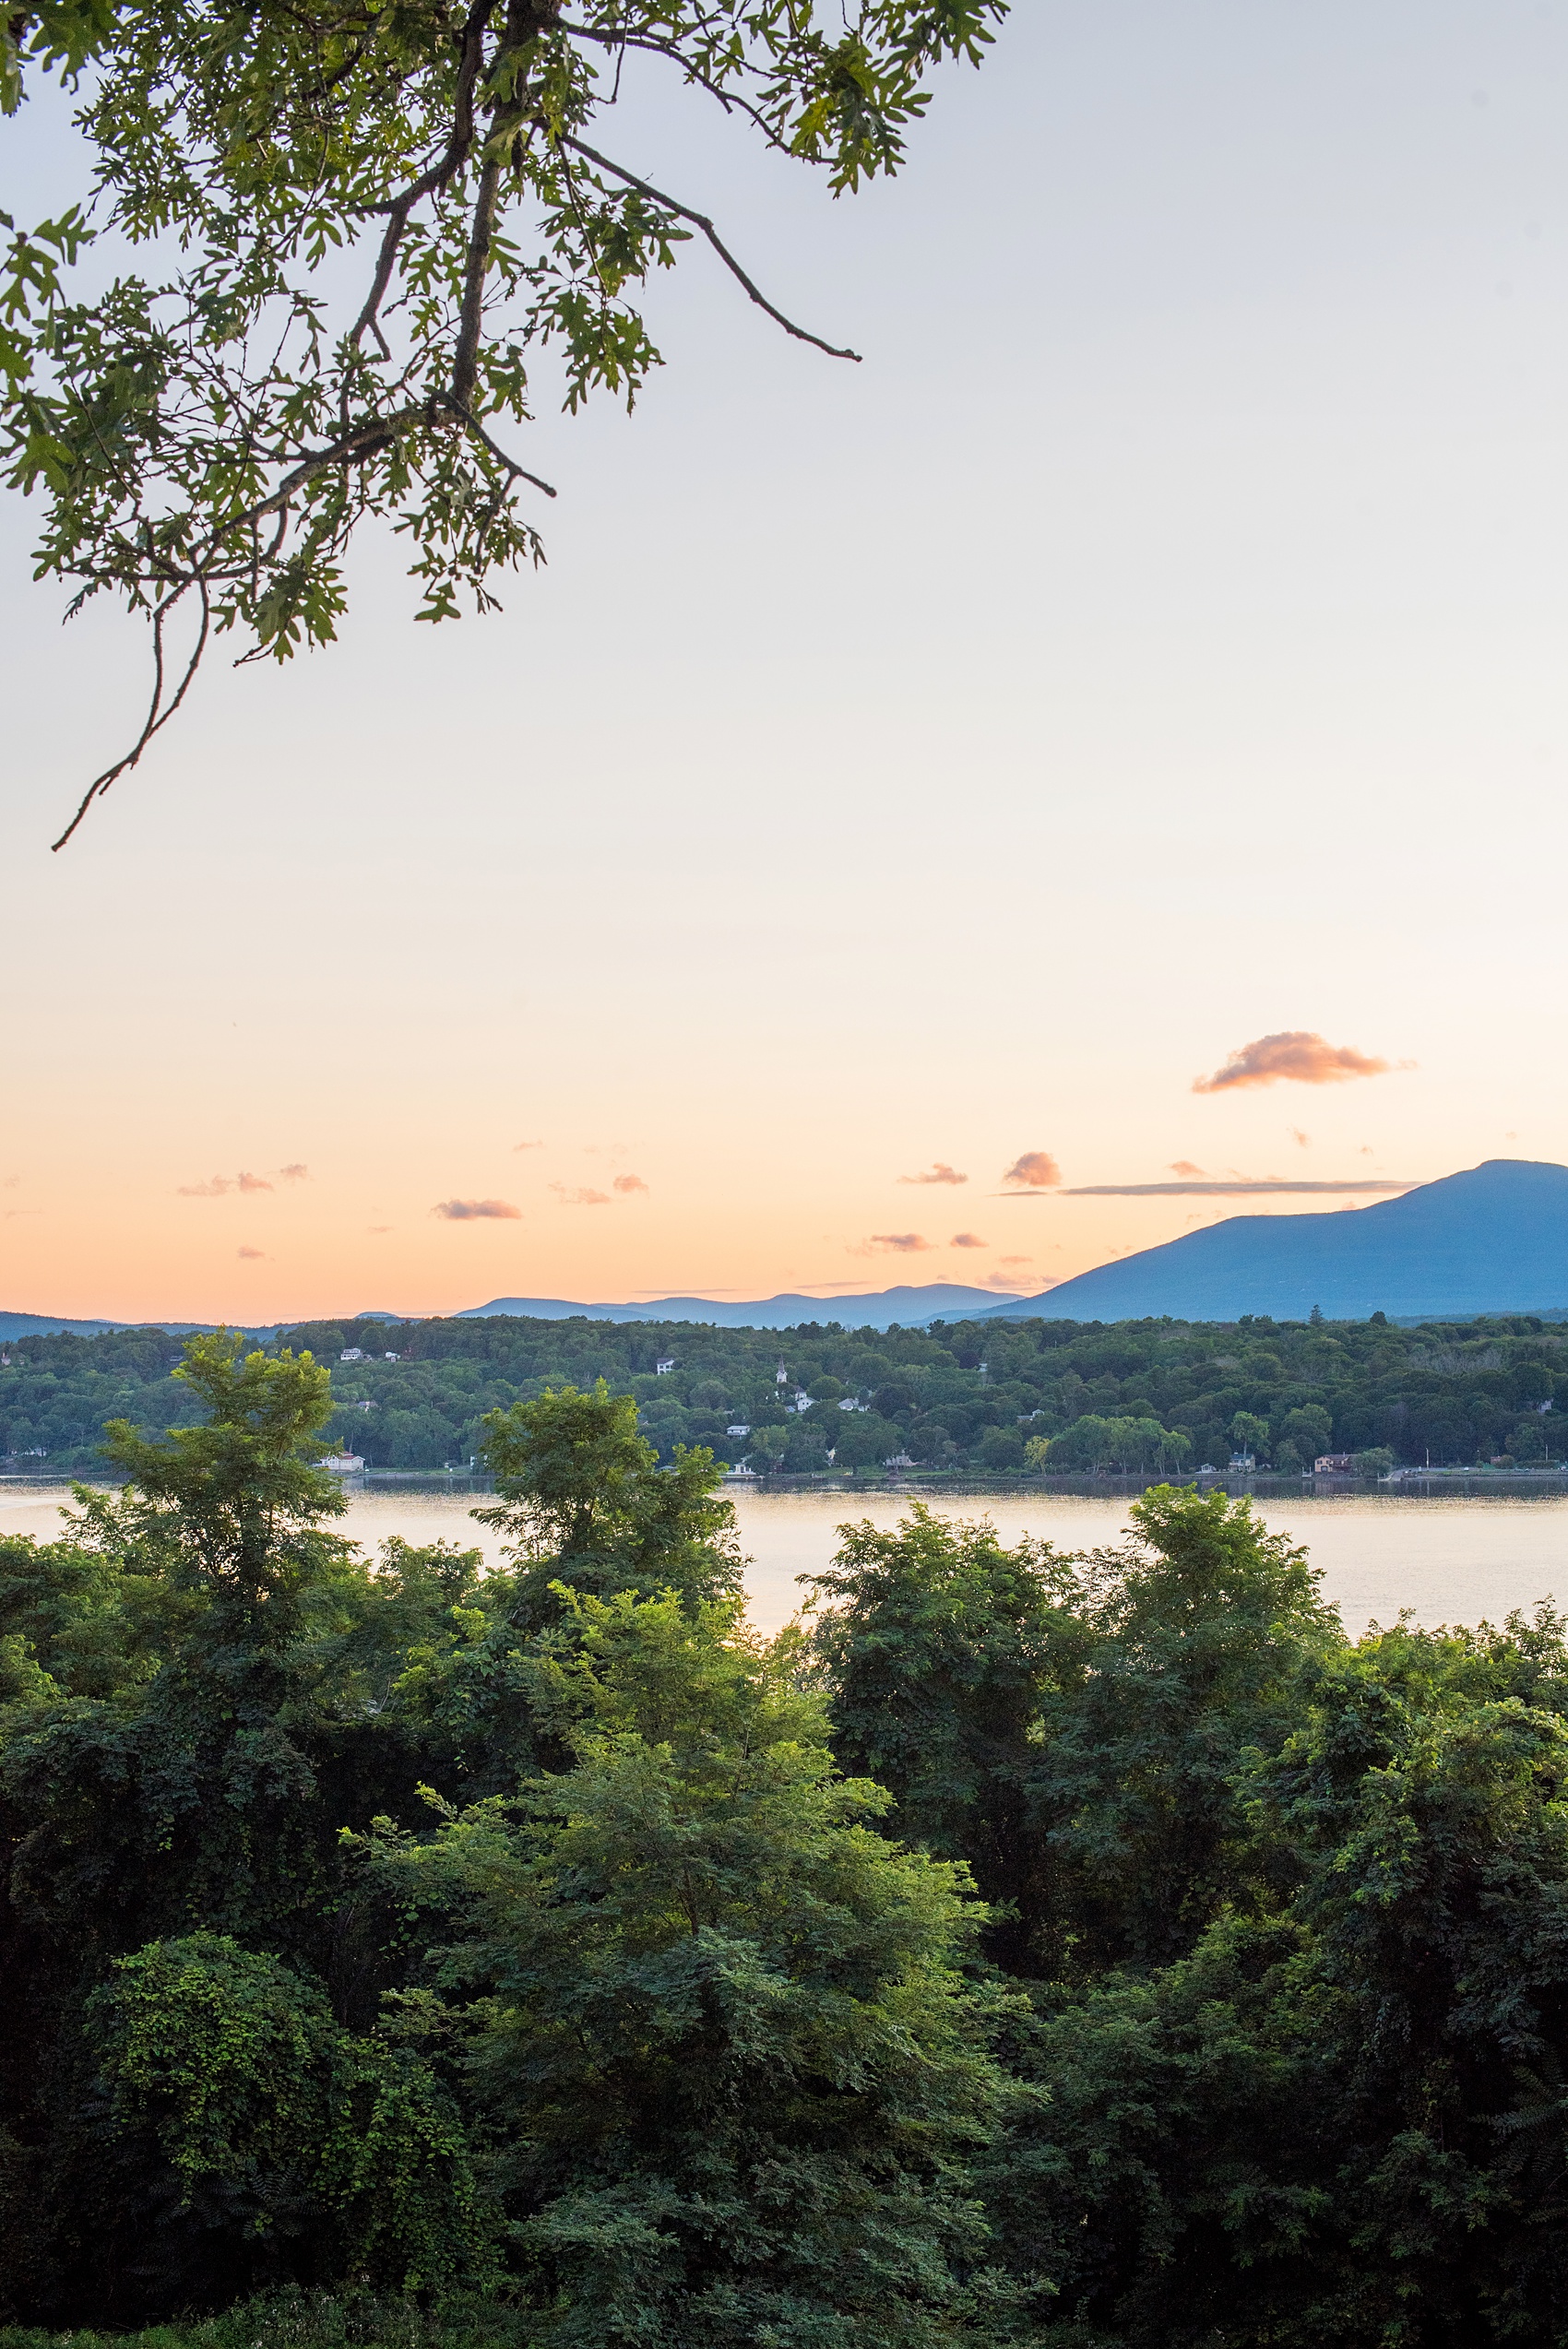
left=6, top=1335, right=1568, bottom=2347
left=6, top=1304, right=1568, bottom=1475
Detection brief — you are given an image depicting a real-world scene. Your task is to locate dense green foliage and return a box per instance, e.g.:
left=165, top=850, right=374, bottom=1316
left=6, top=1304, right=1568, bottom=1475
left=10, top=1333, right=1568, bottom=2343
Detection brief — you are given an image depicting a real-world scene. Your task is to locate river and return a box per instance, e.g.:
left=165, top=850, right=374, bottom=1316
left=6, top=1481, right=1568, bottom=1640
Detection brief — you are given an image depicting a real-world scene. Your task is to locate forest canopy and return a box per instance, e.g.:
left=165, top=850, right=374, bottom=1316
left=6, top=1333, right=1568, bottom=2344
left=3, top=1303, right=1566, bottom=1476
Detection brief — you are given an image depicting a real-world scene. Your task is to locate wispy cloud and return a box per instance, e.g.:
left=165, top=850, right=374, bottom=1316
left=861, top=1233, right=933, bottom=1253
left=999, top=1254, right=1032, bottom=1266
left=433, top=1197, right=523, bottom=1220
left=986, top=1267, right=1048, bottom=1288
left=1194, top=1031, right=1405, bottom=1093
left=1170, top=1159, right=1205, bottom=1177
left=1002, top=1151, right=1062, bottom=1189
left=1008, top=1176, right=1418, bottom=1198
left=277, top=1163, right=309, bottom=1181
left=515, top=1140, right=543, bottom=1152
left=950, top=1232, right=988, bottom=1249
left=613, top=1173, right=648, bottom=1195
left=368, top=1225, right=392, bottom=1234
left=899, top=1162, right=968, bottom=1187
left=176, top=1169, right=274, bottom=1197
left=1288, top=1127, right=1310, bottom=1148
left=551, top=1184, right=612, bottom=1207
left=237, top=1246, right=267, bottom=1260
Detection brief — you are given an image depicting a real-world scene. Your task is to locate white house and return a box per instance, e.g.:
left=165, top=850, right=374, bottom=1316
left=655, top=1353, right=677, bottom=1375
left=317, top=1452, right=365, bottom=1473
left=339, top=1347, right=364, bottom=1362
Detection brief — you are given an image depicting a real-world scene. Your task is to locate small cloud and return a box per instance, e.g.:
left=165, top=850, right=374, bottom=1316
left=515, top=1140, right=543, bottom=1152
left=950, top=1232, right=988, bottom=1249
left=1003, top=1151, right=1062, bottom=1189
left=867, top=1233, right=932, bottom=1253
left=1, top=1176, right=18, bottom=1189
left=1194, top=1032, right=1403, bottom=1093
left=1360, top=1145, right=1373, bottom=1155
left=551, top=1184, right=612, bottom=1207
left=985, top=1267, right=1046, bottom=1288
left=237, top=1247, right=266, bottom=1260
left=899, top=1162, right=968, bottom=1186
left=276, top=1163, right=309, bottom=1181
left=1289, top=1127, right=1311, bottom=1147
left=433, top=1197, right=523, bottom=1220
left=612, top=1174, right=649, bottom=1195
left=177, top=1169, right=274, bottom=1197
left=1170, top=1159, right=1206, bottom=1177
left=368, top=1226, right=392, bottom=1234
left=999, top=1254, right=1032, bottom=1266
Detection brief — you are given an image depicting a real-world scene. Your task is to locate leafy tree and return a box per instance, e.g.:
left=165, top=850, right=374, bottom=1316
left=89, top=1933, right=493, bottom=2300
left=366, top=1585, right=1007, bottom=2346
left=1278, top=1402, right=1333, bottom=1463
left=1229, top=1409, right=1270, bottom=1461
left=0, top=0, right=1008, bottom=843
left=1025, top=1487, right=1345, bottom=1973
left=810, top=1505, right=1083, bottom=1972
left=478, top=1380, right=742, bottom=1626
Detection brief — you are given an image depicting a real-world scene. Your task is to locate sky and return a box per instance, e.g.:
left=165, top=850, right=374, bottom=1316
left=3, top=0, right=1567, bottom=1324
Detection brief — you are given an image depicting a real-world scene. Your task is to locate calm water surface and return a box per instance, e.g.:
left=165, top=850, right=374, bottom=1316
left=6, top=1483, right=1568, bottom=1639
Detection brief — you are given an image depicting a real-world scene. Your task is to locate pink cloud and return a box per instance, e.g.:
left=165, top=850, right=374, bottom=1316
left=1193, top=1031, right=1402, bottom=1093
left=433, top=1198, right=523, bottom=1220
left=613, top=1174, right=648, bottom=1195
left=866, top=1233, right=932, bottom=1253
left=277, top=1163, right=309, bottom=1181
left=1002, top=1151, right=1062, bottom=1189
left=551, top=1184, right=612, bottom=1207
left=237, top=1247, right=266, bottom=1260
left=899, top=1162, right=968, bottom=1186
left=950, top=1232, right=988, bottom=1249
left=1170, top=1159, right=1205, bottom=1177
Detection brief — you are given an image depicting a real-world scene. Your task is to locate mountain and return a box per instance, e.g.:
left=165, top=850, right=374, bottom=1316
left=978, top=1159, right=1568, bottom=1323
left=457, top=1283, right=1020, bottom=1333
left=0, top=1312, right=244, bottom=1342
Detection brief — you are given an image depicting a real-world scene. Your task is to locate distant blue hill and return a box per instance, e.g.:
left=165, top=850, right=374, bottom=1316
left=0, top=1313, right=280, bottom=1342
left=979, top=1159, right=1568, bottom=1323
left=457, top=1283, right=1019, bottom=1333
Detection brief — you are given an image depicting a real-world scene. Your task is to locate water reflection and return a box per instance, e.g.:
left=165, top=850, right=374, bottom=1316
left=4, top=1480, right=1566, bottom=1643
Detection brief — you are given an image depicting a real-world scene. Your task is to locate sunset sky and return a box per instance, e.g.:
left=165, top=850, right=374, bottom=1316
left=4, top=0, right=1566, bottom=1324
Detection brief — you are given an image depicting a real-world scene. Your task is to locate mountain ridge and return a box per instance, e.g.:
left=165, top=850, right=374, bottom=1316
left=0, top=1282, right=1021, bottom=1345
left=978, top=1159, right=1568, bottom=1323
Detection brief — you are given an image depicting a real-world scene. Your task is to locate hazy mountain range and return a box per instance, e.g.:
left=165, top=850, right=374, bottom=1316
left=7, top=1161, right=1568, bottom=1340
left=0, top=1282, right=1021, bottom=1344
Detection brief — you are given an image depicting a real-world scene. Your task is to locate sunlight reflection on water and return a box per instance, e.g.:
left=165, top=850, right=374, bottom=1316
left=4, top=1482, right=1567, bottom=1642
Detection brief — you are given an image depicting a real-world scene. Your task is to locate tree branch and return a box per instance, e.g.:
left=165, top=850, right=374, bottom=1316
left=51, top=581, right=210, bottom=851
left=559, top=135, right=861, bottom=362
left=556, top=22, right=802, bottom=157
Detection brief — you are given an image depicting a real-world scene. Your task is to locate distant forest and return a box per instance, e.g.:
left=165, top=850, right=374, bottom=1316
left=4, top=1307, right=1567, bottom=1477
